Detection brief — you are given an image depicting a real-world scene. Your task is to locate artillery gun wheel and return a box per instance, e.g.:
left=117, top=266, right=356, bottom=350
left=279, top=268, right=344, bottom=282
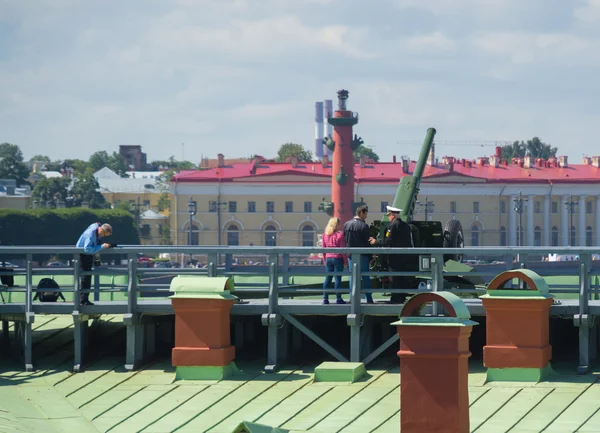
left=443, top=220, right=464, bottom=263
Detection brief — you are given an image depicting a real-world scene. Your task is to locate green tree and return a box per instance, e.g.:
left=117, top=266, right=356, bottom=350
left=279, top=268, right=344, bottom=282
left=148, top=158, right=197, bottom=171
left=32, top=177, right=71, bottom=206
left=353, top=145, right=380, bottom=162
left=158, top=192, right=170, bottom=212
left=501, top=137, right=557, bottom=160
left=0, top=143, right=30, bottom=185
left=88, top=151, right=129, bottom=176
left=63, top=159, right=90, bottom=177
left=71, top=172, right=107, bottom=208
left=275, top=143, right=313, bottom=162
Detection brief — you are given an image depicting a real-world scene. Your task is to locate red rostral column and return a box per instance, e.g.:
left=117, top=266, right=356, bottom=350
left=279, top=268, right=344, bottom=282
left=324, top=90, right=362, bottom=224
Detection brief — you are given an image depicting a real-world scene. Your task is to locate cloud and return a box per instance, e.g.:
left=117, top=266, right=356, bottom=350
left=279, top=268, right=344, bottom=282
left=574, top=0, right=600, bottom=23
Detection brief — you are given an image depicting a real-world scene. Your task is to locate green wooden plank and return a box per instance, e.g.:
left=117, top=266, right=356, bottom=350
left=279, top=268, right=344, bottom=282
left=207, top=375, right=314, bottom=432
left=371, top=411, right=400, bottom=433
left=66, top=369, right=141, bottom=409
left=177, top=381, right=281, bottom=433
left=531, top=383, right=600, bottom=433
left=282, top=385, right=364, bottom=431
left=78, top=386, right=145, bottom=421
left=469, top=387, right=521, bottom=430
left=141, top=382, right=245, bottom=433
left=17, top=386, right=81, bottom=419
left=104, top=386, right=205, bottom=433
left=469, top=388, right=490, bottom=406
left=92, top=385, right=176, bottom=432
left=54, top=358, right=123, bottom=396
left=339, top=387, right=398, bottom=433
left=508, top=388, right=586, bottom=432
left=254, top=384, right=333, bottom=427
left=477, top=387, right=552, bottom=432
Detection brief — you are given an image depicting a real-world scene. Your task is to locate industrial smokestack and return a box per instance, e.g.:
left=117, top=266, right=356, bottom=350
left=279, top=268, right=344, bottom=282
left=324, top=99, right=333, bottom=158
left=427, top=141, right=435, bottom=166
left=315, top=102, right=324, bottom=160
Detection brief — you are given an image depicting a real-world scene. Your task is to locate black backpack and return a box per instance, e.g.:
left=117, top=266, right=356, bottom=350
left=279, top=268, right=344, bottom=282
left=34, top=278, right=66, bottom=302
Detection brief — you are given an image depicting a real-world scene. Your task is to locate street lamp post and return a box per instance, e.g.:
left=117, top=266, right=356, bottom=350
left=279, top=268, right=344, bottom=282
left=565, top=195, right=578, bottom=246
left=187, top=196, right=197, bottom=264
left=416, top=196, right=435, bottom=221
left=512, top=192, right=528, bottom=247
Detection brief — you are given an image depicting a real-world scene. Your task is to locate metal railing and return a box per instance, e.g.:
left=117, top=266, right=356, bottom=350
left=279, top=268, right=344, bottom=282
left=1, top=245, right=600, bottom=372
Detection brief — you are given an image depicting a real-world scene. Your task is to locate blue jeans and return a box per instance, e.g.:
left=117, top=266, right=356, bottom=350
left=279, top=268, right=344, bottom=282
left=323, top=257, right=345, bottom=301
left=348, top=255, right=374, bottom=303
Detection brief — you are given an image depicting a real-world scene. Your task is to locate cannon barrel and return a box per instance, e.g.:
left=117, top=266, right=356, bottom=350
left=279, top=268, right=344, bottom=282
left=389, top=127, right=436, bottom=223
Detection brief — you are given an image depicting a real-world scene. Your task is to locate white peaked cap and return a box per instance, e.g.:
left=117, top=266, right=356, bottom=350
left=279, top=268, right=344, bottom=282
left=386, top=206, right=401, bottom=213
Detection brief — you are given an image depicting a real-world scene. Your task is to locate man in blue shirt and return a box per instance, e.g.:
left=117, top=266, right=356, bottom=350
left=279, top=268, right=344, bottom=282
left=76, top=222, right=112, bottom=305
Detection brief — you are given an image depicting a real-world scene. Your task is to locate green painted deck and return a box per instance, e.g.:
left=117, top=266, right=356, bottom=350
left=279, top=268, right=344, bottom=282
left=1, top=315, right=600, bottom=433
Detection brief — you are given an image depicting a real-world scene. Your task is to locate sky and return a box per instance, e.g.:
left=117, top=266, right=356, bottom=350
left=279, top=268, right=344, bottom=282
left=1, top=0, right=600, bottom=164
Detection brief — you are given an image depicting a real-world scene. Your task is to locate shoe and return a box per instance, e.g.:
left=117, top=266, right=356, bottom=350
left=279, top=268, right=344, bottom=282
left=81, top=300, right=94, bottom=306
left=322, top=299, right=330, bottom=305
left=335, top=299, right=346, bottom=304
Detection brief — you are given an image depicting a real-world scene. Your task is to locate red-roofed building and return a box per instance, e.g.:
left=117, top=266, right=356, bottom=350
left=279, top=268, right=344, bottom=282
left=169, top=153, right=600, bottom=250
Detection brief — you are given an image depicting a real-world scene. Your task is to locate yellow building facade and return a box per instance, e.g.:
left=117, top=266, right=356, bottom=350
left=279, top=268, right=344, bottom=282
left=169, top=157, right=600, bottom=249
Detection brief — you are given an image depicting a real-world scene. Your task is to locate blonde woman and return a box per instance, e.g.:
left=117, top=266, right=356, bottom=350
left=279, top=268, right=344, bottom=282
left=322, top=217, right=348, bottom=304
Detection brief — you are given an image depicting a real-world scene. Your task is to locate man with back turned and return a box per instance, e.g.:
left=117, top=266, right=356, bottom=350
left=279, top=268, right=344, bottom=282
left=343, top=205, right=374, bottom=303
left=76, top=222, right=113, bottom=306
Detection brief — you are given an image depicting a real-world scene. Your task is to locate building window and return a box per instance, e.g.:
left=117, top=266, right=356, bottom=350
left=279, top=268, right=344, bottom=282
left=227, top=225, right=239, bottom=246
left=302, top=225, right=314, bottom=247
left=380, top=201, right=389, bottom=212
left=266, top=201, right=275, bottom=213
left=552, top=226, right=559, bottom=246
left=473, top=202, right=479, bottom=214
left=248, top=201, right=256, bottom=213
left=471, top=225, right=479, bottom=247
left=143, top=199, right=150, bottom=207
left=228, top=201, right=237, bottom=213
left=450, top=201, right=457, bottom=213
left=587, top=201, right=593, bottom=214
left=304, top=201, right=312, bottom=213
left=552, top=202, right=558, bottom=213
left=534, top=226, right=541, bottom=246
left=500, top=201, right=506, bottom=213
left=500, top=227, right=506, bottom=246
left=534, top=201, right=541, bottom=213
left=209, top=201, right=216, bottom=212
left=264, top=225, right=277, bottom=246
left=587, top=226, right=593, bottom=246
left=285, top=201, right=293, bottom=213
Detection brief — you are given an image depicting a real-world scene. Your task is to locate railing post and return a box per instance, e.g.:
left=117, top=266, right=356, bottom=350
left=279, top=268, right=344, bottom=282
left=262, top=253, right=282, bottom=372
left=207, top=253, right=217, bottom=277
left=574, top=253, right=592, bottom=374
left=282, top=253, right=290, bottom=287
left=431, top=253, right=444, bottom=316
left=23, top=255, right=34, bottom=371
left=124, top=255, right=143, bottom=371
left=93, top=273, right=100, bottom=303
left=348, top=253, right=362, bottom=362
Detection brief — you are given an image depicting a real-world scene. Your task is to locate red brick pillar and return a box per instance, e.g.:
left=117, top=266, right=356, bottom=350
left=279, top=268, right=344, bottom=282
left=393, top=292, right=477, bottom=433
left=170, top=276, right=237, bottom=380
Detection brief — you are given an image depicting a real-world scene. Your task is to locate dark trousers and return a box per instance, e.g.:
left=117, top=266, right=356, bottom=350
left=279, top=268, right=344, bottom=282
left=348, top=255, right=374, bottom=303
left=79, top=254, right=94, bottom=303
left=390, top=275, right=408, bottom=303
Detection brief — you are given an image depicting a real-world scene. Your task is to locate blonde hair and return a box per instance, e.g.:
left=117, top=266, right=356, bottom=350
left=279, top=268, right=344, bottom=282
left=324, top=217, right=341, bottom=235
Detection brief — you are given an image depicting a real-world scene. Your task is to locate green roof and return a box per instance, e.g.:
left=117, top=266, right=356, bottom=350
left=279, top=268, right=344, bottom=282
left=1, top=315, right=599, bottom=432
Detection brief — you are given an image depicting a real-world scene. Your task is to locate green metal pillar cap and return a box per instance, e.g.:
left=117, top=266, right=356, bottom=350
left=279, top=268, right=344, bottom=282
left=480, top=269, right=553, bottom=300
left=169, top=275, right=236, bottom=300
left=391, top=291, right=478, bottom=327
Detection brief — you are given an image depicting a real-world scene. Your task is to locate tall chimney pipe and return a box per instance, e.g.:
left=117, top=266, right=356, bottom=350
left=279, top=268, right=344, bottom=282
left=315, top=102, right=324, bottom=160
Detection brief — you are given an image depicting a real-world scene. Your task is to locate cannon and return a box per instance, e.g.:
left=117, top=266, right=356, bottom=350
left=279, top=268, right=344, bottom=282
left=369, top=127, right=483, bottom=297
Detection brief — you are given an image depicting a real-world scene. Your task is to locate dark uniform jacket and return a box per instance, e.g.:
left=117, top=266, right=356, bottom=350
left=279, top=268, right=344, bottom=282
left=343, top=217, right=371, bottom=248
left=376, top=217, right=415, bottom=271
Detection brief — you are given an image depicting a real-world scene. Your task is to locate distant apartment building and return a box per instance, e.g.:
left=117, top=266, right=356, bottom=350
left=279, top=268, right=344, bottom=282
left=169, top=153, right=600, bottom=249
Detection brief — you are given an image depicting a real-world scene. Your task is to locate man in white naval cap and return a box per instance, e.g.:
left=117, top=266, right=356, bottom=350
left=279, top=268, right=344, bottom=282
left=370, top=205, right=415, bottom=303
